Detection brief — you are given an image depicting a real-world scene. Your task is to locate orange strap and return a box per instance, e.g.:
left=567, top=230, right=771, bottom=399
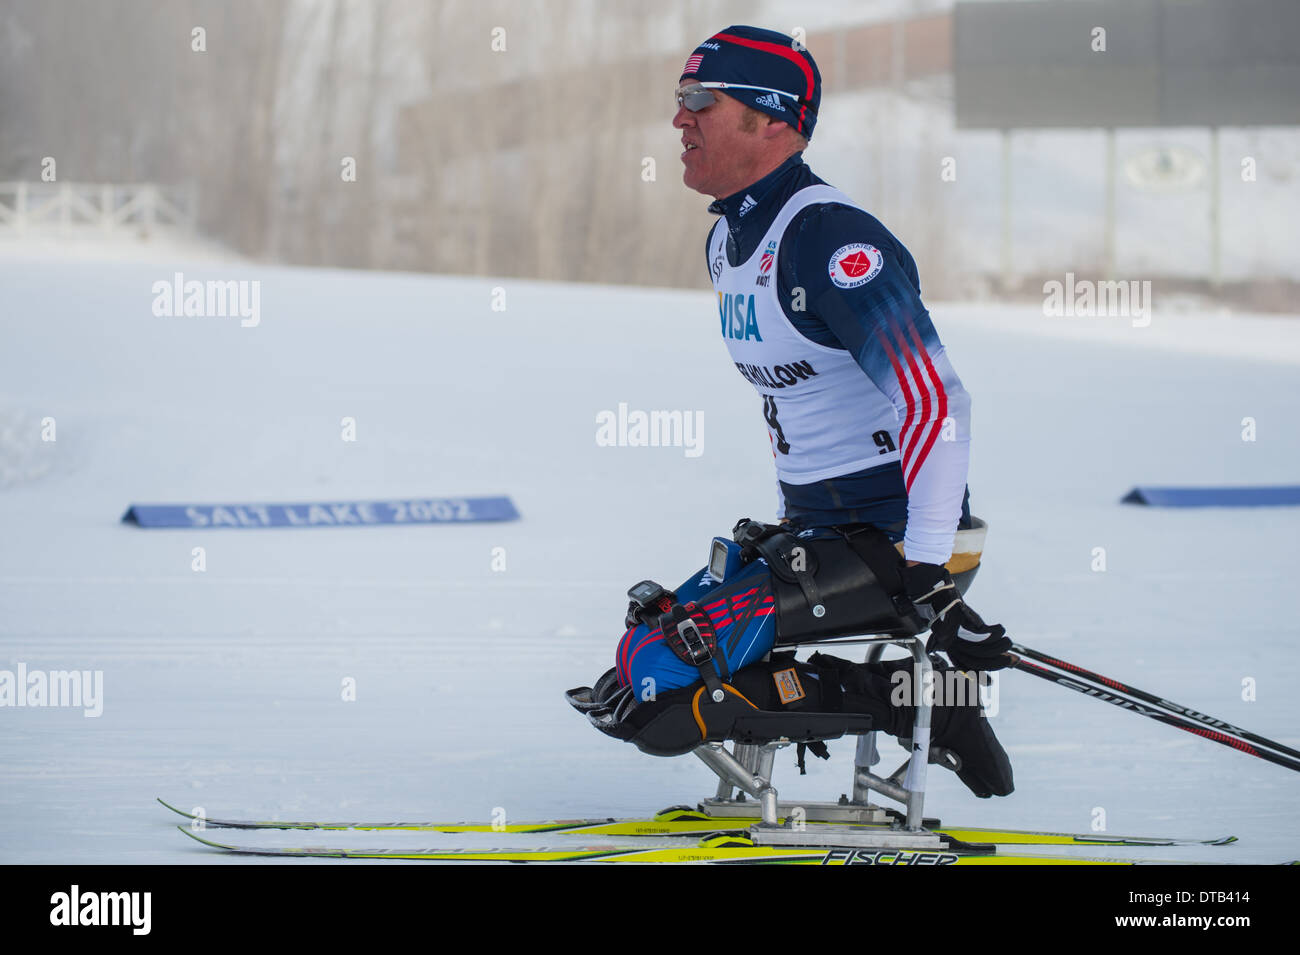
left=691, top=684, right=759, bottom=740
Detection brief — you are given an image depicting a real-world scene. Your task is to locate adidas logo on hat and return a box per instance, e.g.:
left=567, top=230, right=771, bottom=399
left=681, top=25, right=823, bottom=140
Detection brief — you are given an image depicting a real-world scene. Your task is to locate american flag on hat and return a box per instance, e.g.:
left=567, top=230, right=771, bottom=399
left=683, top=52, right=704, bottom=74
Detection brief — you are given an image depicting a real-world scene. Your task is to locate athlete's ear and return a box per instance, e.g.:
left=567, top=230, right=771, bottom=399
left=761, top=118, right=791, bottom=140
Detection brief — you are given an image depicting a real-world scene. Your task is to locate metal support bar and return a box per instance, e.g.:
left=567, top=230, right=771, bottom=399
left=902, top=637, right=932, bottom=829
left=847, top=636, right=932, bottom=829
left=853, top=768, right=911, bottom=806
left=748, top=825, right=949, bottom=851
left=713, top=758, right=734, bottom=801
left=850, top=733, right=880, bottom=804
left=694, top=632, right=936, bottom=835
left=693, top=743, right=782, bottom=825
left=753, top=744, right=777, bottom=786
left=698, top=798, right=895, bottom=825
left=736, top=742, right=758, bottom=775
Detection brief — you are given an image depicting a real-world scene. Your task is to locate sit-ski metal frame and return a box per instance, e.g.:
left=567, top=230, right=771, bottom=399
left=690, top=631, right=960, bottom=850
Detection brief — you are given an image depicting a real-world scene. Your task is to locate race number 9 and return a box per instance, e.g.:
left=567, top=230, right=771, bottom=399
left=763, top=395, right=791, bottom=455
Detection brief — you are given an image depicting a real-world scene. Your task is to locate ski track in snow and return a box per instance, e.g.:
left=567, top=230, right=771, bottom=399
left=1, top=259, right=1297, bottom=864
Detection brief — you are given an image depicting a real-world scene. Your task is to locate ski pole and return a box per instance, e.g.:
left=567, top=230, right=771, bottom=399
left=1011, top=642, right=1300, bottom=762
left=1008, top=654, right=1300, bottom=774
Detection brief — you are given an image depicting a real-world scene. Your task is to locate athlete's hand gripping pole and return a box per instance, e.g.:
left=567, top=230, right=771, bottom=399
left=900, top=562, right=1011, bottom=671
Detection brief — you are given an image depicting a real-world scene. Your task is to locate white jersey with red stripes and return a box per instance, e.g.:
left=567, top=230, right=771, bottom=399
left=709, top=183, right=970, bottom=565
left=712, top=185, right=901, bottom=482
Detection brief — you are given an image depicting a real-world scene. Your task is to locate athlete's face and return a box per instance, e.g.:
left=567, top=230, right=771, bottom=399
left=674, top=85, right=767, bottom=199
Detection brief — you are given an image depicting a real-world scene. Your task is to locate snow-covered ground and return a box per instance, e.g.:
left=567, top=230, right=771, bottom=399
left=1, top=251, right=1297, bottom=863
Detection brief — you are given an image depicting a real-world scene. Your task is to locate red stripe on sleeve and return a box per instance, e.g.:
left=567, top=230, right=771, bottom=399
left=873, top=326, right=919, bottom=483
left=899, top=315, right=948, bottom=488
left=883, top=317, right=935, bottom=491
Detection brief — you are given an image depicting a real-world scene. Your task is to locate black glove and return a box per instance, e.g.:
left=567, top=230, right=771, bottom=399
left=900, top=562, right=1012, bottom=671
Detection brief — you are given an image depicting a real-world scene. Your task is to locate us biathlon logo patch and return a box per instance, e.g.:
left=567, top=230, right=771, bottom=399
left=756, top=240, right=777, bottom=287
left=828, top=243, right=883, bottom=289
left=773, top=667, right=806, bottom=704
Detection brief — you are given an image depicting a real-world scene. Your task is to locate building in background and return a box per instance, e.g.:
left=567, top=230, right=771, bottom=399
left=1, top=0, right=1296, bottom=307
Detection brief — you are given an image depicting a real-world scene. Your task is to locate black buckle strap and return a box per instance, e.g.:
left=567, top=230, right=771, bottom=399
left=836, top=525, right=916, bottom=621
left=672, top=613, right=711, bottom=665
left=733, top=519, right=826, bottom=618
left=659, top=602, right=729, bottom=703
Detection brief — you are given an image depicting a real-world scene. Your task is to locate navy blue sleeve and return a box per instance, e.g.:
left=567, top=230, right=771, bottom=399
left=775, top=203, right=972, bottom=565
left=776, top=204, right=929, bottom=361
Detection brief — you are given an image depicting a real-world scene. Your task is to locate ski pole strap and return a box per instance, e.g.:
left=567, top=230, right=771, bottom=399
left=658, top=602, right=730, bottom=702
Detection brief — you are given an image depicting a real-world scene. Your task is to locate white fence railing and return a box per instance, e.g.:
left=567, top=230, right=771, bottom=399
left=0, top=182, right=197, bottom=233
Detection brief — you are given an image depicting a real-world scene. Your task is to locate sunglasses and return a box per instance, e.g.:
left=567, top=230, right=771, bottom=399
left=674, top=81, right=800, bottom=112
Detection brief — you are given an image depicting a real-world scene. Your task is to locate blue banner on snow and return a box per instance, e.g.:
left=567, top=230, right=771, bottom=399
left=122, top=496, right=519, bottom=528
left=1121, top=486, right=1300, bottom=508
